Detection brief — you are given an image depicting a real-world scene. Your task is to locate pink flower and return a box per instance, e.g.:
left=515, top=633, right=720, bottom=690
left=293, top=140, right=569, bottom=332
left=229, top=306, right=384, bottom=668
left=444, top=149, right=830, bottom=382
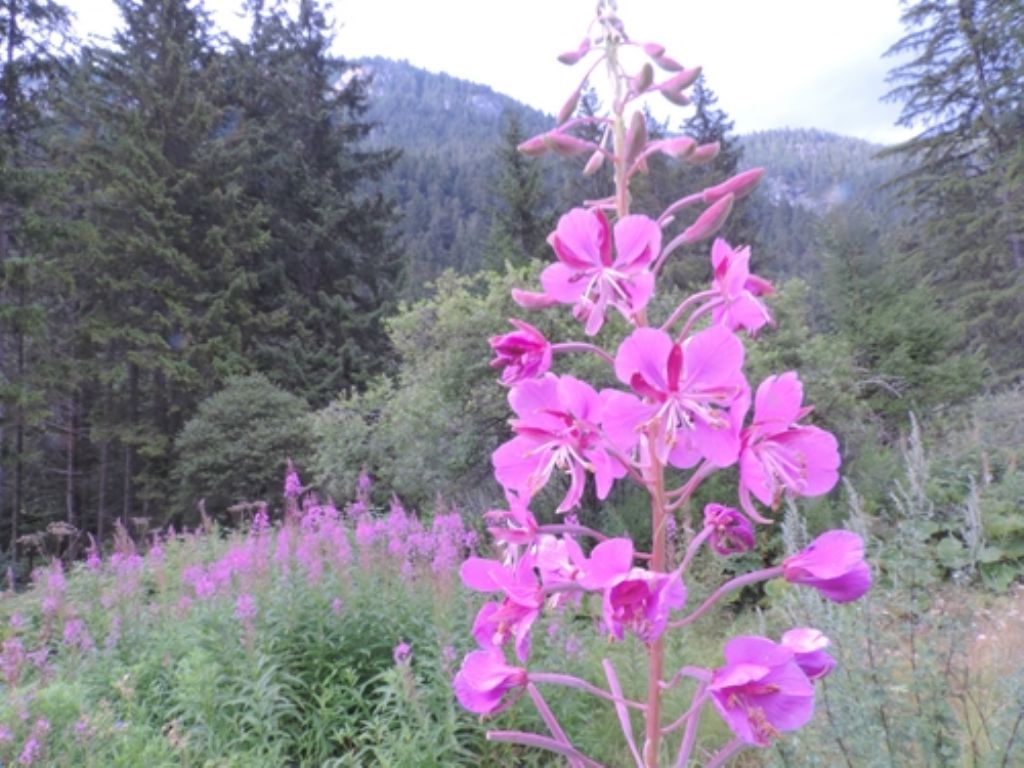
left=780, top=628, right=836, bottom=680
left=393, top=641, right=412, bottom=665
left=453, top=649, right=528, bottom=714
left=783, top=530, right=871, bottom=603
left=604, top=325, right=746, bottom=468
left=703, top=504, right=755, bottom=555
left=538, top=208, right=660, bottom=335
left=492, top=374, right=627, bottom=512
left=709, top=636, right=816, bottom=746
left=738, top=373, right=840, bottom=522
left=489, top=320, right=552, bottom=384
left=710, top=239, right=774, bottom=334
left=284, top=460, right=302, bottom=499
left=461, top=554, right=543, bottom=661
left=579, top=538, right=686, bottom=643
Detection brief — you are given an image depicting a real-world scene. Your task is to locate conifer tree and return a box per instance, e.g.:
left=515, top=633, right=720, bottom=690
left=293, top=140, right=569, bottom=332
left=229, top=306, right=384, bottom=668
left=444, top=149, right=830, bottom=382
left=482, top=109, right=553, bottom=271
left=235, top=0, right=402, bottom=406
left=882, top=0, right=1024, bottom=379
left=0, top=0, right=70, bottom=561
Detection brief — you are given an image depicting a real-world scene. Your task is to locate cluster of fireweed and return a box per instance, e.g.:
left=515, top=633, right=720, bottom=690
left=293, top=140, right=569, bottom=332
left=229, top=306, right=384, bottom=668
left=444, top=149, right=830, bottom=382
left=453, top=6, right=870, bottom=767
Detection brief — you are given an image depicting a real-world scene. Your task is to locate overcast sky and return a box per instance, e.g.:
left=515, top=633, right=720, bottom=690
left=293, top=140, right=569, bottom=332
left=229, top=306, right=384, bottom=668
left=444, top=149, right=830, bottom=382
left=66, top=0, right=915, bottom=145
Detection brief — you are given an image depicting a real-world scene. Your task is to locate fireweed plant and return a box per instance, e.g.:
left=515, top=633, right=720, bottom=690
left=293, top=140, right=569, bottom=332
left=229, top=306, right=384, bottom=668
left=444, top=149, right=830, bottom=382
left=453, top=5, right=871, bottom=767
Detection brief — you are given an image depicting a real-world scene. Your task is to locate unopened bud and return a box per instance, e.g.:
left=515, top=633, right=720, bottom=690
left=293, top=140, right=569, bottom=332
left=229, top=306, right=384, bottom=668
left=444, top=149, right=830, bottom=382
left=688, top=142, right=721, bottom=165
left=642, top=42, right=666, bottom=58
left=583, top=150, right=605, bottom=176
left=557, top=39, right=590, bottom=65
left=518, top=135, right=549, bottom=157
left=702, top=168, right=765, bottom=203
left=512, top=289, right=558, bottom=310
left=631, top=63, right=654, bottom=94
left=543, top=132, right=593, bottom=157
left=658, top=136, right=696, bottom=158
left=624, top=111, right=648, bottom=167
left=557, top=88, right=581, bottom=126
left=680, top=194, right=734, bottom=244
left=662, top=66, right=701, bottom=92
left=652, top=53, right=683, bottom=72
left=660, top=88, right=691, bottom=107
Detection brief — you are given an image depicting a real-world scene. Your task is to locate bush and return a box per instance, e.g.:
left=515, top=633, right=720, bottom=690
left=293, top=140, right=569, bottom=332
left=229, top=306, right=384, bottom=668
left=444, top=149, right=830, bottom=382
left=173, top=374, right=314, bottom=523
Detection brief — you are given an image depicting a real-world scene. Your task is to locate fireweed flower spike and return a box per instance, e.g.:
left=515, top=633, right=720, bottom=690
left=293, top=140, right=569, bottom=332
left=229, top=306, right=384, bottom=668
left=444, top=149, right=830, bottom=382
left=709, top=636, right=816, bottom=747
left=783, top=530, right=872, bottom=603
left=538, top=207, right=661, bottom=335
left=738, top=372, right=840, bottom=523
left=454, top=7, right=868, bottom=765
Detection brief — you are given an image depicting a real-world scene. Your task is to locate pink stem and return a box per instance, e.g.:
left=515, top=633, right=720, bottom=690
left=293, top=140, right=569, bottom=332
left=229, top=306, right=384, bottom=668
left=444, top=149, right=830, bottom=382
left=667, top=566, right=784, bottom=629
left=486, top=731, right=604, bottom=768
left=603, top=660, right=645, bottom=768
left=673, top=684, right=708, bottom=766
left=552, top=342, right=615, bottom=367
left=658, top=665, right=712, bottom=692
left=678, top=528, right=712, bottom=573
left=527, top=683, right=584, bottom=768
left=659, top=291, right=717, bottom=334
left=529, top=671, right=647, bottom=711
left=676, top=301, right=719, bottom=343
left=704, top=738, right=745, bottom=768
left=657, top=191, right=705, bottom=228
left=537, top=523, right=608, bottom=541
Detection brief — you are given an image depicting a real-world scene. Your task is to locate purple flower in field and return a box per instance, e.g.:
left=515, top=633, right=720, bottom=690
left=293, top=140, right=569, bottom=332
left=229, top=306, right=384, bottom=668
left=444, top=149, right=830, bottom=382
left=63, top=618, right=94, bottom=652
left=782, top=530, right=871, bottom=603
left=18, top=718, right=50, bottom=765
left=284, top=460, right=302, bottom=499
left=709, top=635, right=815, bottom=747
left=703, top=504, right=755, bottom=556
left=2, top=637, right=25, bottom=687
left=331, top=598, right=344, bottom=616
left=0, top=725, right=12, bottom=743
left=490, top=319, right=553, bottom=384
left=85, top=547, right=102, bottom=572
left=780, top=628, right=836, bottom=681
left=452, top=649, right=528, bottom=715
left=235, top=593, right=258, bottom=622
left=393, top=641, right=412, bottom=665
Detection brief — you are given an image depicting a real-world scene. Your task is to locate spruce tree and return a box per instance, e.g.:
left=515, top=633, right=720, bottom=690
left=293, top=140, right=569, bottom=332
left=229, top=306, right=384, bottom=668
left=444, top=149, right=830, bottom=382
left=235, top=0, right=402, bottom=406
left=482, top=109, right=553, bottom=271
left=0, top=0, right=70, bottom=562
left=882, top=0, right=1024, bottom=379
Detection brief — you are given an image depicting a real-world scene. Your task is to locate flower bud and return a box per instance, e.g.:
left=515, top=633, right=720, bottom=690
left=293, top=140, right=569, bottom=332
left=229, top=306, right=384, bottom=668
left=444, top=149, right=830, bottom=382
left=657, top=136, right=696, bottom=158
left=680, top=194, right=733, bottom=245
left=703, top=504, right=755, bottom=555
left=652, top=52, right=683, bottom=72
left=583, top=149, right=605, bottom=176
left=660, top=88, right=692, bottom=107
left=624, top=110, right=648, bottom=167
left=661, top=66, right=701, bottom=92
left=511, top=288, right=558, bottom=310
left=642, top=42, right=665, bottom=58
left=489, top=320, right=552, bottom=385
left=557, top=88, right=581, bottom=126
left=557, top=38, right=590, bottom=65
left=631, top=62, right=654, bottom=94
left=688, top=141, right=721, bottom=165
left=782, top=530, right=871, bottom=603
left=543, top=132, right=594, bottom=157
left=517, top=135, right=549, bottom=157
left=702, top=168, right=765, bottom=203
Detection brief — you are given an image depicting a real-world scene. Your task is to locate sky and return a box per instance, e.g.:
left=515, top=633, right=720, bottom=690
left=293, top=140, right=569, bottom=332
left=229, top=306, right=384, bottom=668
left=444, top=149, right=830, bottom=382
left=66, top=0, right=915, bottom=145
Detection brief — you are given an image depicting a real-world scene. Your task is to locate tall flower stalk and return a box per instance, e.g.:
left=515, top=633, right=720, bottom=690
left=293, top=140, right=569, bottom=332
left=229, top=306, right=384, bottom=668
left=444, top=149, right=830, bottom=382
left=459, top=4, right=871, bottom=766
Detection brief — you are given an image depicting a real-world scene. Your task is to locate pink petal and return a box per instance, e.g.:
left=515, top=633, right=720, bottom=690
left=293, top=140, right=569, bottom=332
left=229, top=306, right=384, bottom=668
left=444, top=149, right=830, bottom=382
left=615, top=327, right=672, bottom=392
left=681, top=325, right=745, bottom=392
left=754, top=373, right=804, bottom=428
left=613, top=215, right=661, bottom=271
left=540, top=262, right=588, bottom=303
